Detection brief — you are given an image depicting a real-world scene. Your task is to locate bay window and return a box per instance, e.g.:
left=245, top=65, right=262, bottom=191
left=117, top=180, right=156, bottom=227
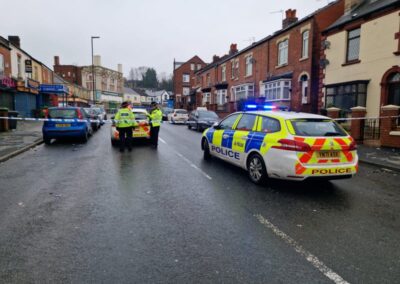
left=232, top=84, right=254, bottom=101
left=216, top=89, right=227, bottom=105
left=262, top=79, right=291, bottom=101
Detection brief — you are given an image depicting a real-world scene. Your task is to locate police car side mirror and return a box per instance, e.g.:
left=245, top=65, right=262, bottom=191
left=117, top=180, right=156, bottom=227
left=213, top=122, right=220, bottom=129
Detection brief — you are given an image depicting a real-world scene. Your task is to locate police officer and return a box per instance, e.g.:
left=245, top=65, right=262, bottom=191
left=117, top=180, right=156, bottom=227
left=147, top=102, right=163, bottom=148
left=115, top=101, right=137, bottom=152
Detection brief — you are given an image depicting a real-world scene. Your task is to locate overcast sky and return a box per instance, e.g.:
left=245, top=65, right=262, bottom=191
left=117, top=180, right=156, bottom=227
left=2, top=0, right=333, bottom=78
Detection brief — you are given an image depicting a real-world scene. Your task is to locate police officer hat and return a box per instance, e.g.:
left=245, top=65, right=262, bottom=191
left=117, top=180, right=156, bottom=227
left=150, top=102, right=157, bottom=106
left=121, top=101, right=129, bottom=107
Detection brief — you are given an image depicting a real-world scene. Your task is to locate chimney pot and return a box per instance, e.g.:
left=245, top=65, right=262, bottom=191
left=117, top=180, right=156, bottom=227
left=229, top=43, right=238, bottom=55
left=8, top=36, right=20, bottom=48
left=282, top=9, right=298, bottom=29
left=54, top=56, right=60, bottom=66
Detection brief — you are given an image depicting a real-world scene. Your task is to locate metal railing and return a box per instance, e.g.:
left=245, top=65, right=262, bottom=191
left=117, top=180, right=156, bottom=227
left=363, top=118, right=381, bottom=140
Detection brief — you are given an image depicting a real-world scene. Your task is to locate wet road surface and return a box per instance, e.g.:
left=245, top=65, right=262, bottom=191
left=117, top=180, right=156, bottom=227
left=0, top=123, right=399, bottom=283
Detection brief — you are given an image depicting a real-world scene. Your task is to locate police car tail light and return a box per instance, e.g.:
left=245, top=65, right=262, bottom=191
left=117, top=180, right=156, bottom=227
left=348, top=140, right=357, bottom=151
left=273, top=139, right=311, bottom=152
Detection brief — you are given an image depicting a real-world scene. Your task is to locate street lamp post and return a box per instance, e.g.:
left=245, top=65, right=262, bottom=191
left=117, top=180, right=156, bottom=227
left=91, top=36, right=100, bottom=105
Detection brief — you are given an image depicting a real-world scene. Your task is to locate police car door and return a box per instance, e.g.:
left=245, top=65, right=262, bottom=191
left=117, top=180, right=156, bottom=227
left=210, top=113, right=241, bottom=161
left=231, top=113, right=258, bottom=166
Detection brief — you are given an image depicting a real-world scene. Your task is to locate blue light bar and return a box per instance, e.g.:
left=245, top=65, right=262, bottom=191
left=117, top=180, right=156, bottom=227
left=245, top=104, right=258, bottom=109
left=263, top=105, right=276, bottom=110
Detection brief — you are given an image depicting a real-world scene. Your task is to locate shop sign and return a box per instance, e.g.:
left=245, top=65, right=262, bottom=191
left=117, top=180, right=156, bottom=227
left=26, top=78, right=40, bottom=90
left=0, top=75, right=16, bottom=88
left=39, top=84, right=69, bottom=94
left=25, top=60, right=32, bottom=73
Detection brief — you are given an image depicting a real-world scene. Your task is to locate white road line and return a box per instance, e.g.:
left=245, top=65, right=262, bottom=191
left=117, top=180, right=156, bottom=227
left=175, top=151, right=212, bottom=180
left=159, top=137, right=167, bottom=144
left=255, top=214, right=349, bottom=284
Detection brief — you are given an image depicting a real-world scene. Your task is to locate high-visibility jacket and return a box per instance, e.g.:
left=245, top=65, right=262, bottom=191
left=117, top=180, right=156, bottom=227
left=148, top=108, right=162, bottom=127
left=115, top=108, right=136, bottom=128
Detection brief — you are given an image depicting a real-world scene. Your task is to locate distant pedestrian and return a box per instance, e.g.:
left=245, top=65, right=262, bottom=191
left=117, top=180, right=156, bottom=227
left=115, top=102, right=137, bottom=152
left=147, top=102, right=163, bottom=149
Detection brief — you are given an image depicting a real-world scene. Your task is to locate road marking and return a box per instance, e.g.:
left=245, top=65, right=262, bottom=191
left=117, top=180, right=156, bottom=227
left=255, top=214, right=349, bottom=284
left=158, top=137, right=212, bottom=180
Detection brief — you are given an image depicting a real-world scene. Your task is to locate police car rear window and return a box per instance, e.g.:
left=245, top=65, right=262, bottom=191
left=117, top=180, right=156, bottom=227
left=133, top=112, right=147, bottom=120
left=290, top=119, right=347, bottom=137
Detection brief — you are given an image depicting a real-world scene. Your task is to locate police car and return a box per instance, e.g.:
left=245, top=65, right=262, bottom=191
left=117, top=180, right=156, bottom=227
left=110, top=108, right=151, bottom=146
left=201, top=106, right=358, bottom=184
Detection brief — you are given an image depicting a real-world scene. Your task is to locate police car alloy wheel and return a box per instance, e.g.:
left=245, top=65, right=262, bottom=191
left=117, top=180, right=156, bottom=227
left=247, top=154, right=267, bottom=184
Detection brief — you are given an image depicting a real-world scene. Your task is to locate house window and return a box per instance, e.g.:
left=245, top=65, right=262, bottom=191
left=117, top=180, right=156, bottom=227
left=182, top=74, right=190, bottom=83
left=216, top=89, right=227, bottom=105
left=263, top=80, right=291, bottom=101
left=245, top=55, right=253, bottom=76
left=278, top=39, right=288, bottom=66
left=197, top=64, right=202, bottom=70
left=190, top=63, right=195, bottom=71
left=182, top=87, right=190, bottom=96
left=387, top=73, right=400, bottom=105
left=221, top=65, right=226, bottom=81
left=302, top=31, right=309, bottom=59
left=232, top=84, right=254, bottom=101
left=325, top=81, right=368, bottom=112
left=206, top=73, right=211, bottom=86
left=202, top=92, right=211, bottom=105
left=0, top=54, right=4, bottom=76
left=347, top=28, right=361, bottom=62
left=231, top=59, right=239, bottom=79
left=17, top=56, right=22, bottom=78
left=68, top=71, right=71, bottom=77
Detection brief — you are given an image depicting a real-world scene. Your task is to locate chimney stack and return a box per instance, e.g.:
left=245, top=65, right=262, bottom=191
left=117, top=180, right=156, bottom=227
left=117, top=64, right=123, bottom=73
left=212, top=55, right=220, bottom=63
left=8, top=36, right=20, bottom=48
left=229, top=43, right=238, bottom=55
left=93, top=55, right=101, bottom=66
left=282, top=9, right=298, bottom=29
left=54, top=56, right=60, bottom=66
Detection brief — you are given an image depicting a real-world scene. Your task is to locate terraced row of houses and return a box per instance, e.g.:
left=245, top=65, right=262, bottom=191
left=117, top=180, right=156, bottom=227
left=173, top=0, right=399, bottom=123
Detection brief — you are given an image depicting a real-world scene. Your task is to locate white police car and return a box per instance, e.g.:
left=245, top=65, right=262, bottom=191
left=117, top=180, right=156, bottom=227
left=201, top=107, right=358, bottom=184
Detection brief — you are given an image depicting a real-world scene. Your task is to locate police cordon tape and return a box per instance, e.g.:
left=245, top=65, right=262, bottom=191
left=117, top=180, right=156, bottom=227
left=0, top=114, right=399, bottom=124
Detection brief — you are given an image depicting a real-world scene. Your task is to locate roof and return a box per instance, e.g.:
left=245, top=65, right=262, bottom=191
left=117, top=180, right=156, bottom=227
left=197, top=0, right=343, bottom=73
left=146, top=89, right=169, bottom=97
left=173, top=55, right=205, bottom=72
left=325, top=0, right=399, bottom=33
left=123, top=87, right=141, bottom=95
left=244, top=110, right=329, bottom=120
left=132, top=88, right=148, bottom=96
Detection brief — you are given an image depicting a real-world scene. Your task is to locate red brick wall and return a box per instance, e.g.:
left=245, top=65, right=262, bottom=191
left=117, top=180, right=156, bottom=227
left=54, top=65, right=82, bottom=85
left=41, top=67, right=53, bottom=84
left=380, top=106, right=400, bottom=148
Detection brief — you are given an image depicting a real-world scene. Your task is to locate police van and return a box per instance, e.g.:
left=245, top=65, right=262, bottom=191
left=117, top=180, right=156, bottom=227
left=201, top=107, right=358, bottom=184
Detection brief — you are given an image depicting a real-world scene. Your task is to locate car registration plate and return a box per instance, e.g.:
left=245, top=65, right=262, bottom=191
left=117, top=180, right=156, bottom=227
left=56, top=124, right=71, bottom=127
left=317, top=151, right=340, bottom=158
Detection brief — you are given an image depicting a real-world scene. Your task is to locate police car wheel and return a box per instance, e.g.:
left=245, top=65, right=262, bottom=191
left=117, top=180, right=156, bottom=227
left=203, top=139, right=211, bottom=160
left=247, top=154, right=267, bottom=185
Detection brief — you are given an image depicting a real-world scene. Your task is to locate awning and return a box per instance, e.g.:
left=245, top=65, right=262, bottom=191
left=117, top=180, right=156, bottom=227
left=263, top=72, right=293, bottom=83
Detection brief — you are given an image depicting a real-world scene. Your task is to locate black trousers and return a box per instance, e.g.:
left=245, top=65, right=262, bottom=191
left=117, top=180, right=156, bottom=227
left=150, top=126, right=160, bottom=147
left=118, top=127, right=133, bottom=150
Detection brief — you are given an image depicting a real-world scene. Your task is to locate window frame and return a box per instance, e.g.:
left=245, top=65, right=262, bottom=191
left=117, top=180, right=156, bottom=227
left=245, top=55, right=253, bottom=77
left=262, top=79, right=291, bottom=101
left=301, top=30, right=309, bottom=59
left=235, top=113, right=257, bottom=131
left=221, top=64, right=226, bottom=82
left=218, top=113, right=240, bottom=130
left=346, top=27, right=361, bottom=62
left=216, top=89, right=227, bottom=105
left=182, top=74, right=190, bottom=83
left=258, top=116, right=281, bottom=133
left=278, top=39, right=289, bottom=66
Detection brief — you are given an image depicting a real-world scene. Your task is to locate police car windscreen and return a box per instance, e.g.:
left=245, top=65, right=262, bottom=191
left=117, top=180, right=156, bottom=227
left=48, top=109, right=78, bottom=119
left=290, top=119, right=347, bottom=137
left=133, top=112, right=148, bottom=120
left=199, top=111, right=218, bottom=118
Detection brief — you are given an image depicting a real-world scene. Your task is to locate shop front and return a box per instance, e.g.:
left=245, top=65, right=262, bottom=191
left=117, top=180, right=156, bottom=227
left=15, top=78, right=40, bottom=117
left=0, top=75, right=16, bottom=110
left=39, top=84, right=69, bottom=108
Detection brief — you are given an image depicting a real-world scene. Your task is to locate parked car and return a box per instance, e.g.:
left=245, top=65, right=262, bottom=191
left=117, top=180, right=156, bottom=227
left=91, top=105, right=107, bottom=121
left=91, top=107, right=106, bottom=125
left=187, top=110, right=220, bottom=131
left=168, top=109, right=188, bottom=124
left=43, top=107, right=93, bottom=144
left=83, top=108, right=101, bottom=131
left=162, top=107, right=173, bottom=121
left=110, top=108, right=151, bottom=146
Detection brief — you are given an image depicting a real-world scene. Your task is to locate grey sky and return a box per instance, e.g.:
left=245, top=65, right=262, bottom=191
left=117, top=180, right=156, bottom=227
left=2, top=0, right=332, bottom=78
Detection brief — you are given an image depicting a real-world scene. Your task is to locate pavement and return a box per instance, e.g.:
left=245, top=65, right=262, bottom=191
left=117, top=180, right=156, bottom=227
left=0, top=120, right=399, bottom=171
